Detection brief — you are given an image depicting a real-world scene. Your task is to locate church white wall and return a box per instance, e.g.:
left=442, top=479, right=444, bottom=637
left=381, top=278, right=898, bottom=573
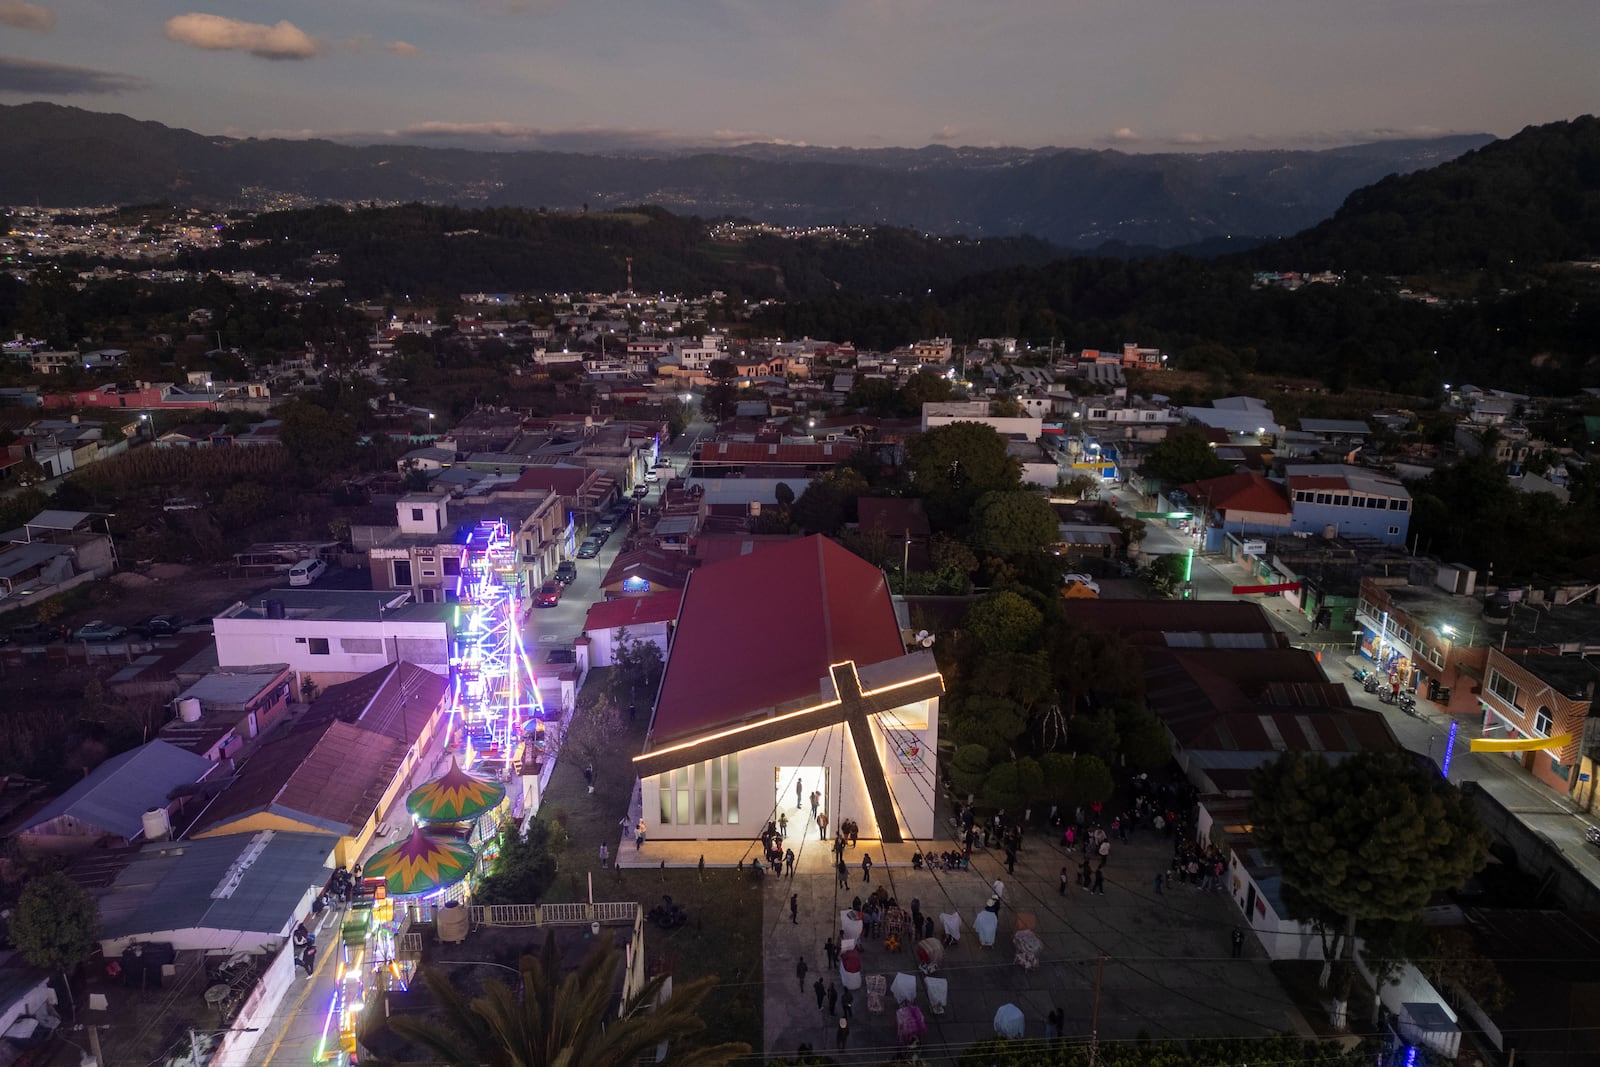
left=640, top=695, right=940, bottom=843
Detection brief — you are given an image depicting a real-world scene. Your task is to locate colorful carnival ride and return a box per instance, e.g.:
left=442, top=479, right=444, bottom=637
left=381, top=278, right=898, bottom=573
left=314, top=519, right=536, bottom=1065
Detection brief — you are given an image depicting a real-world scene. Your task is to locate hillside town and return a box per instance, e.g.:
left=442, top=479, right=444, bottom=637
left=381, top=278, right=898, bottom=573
left=0, top=203, right=1597, bottom=1067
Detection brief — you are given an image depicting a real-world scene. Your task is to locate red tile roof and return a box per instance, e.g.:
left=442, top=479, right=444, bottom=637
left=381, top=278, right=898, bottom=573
left=600, top=547, right=699, bottom=592
left=1181, top=472, right=1291, bottom=516
left=583, top=591, right=683, bottom=632
left=649, top=535, right=904, bottom=741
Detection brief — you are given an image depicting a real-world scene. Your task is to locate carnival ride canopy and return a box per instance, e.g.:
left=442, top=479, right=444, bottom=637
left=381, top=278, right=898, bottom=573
left=364, top=826, right=477, bottom=897
left=406, top=756, right=507, bottom=823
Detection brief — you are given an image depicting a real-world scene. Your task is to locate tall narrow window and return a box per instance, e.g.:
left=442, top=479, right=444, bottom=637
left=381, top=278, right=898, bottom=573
left=659, top=774, right=671, bottom=824
left=695, top=761, right=708, bottom=824
left=676, top=768, right=690, bottom=826
left=711, top=759, right=723, bottom=824
left=726, top=754, right=739, bottom=824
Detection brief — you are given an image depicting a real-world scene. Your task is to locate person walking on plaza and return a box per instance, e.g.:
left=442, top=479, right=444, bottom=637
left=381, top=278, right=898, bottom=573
left=861, top=852, right=872, bottom=883
left=836, top=859, right=850, bottom=889
left=813, top=976, right=826, bottom=1010
left=785, top=848, right=796, bottom=876
left=826, top=982, right=838, bottom=1016
left=817, top=810, right=828, bottom=837
left=1155, top=873, right=1164, bottom=894
left=598, top=842, right=608, bottom=868
left=1231, top=929, right=1245, bottom=958
left=635, top=820, right=647, bottom=849
left=1059, top=866, right=1068, bottom=895
left=796, top=956, right=808, bottom=992
left=841, top=987, right=854, bottom=1020
left=778, top=812, right=789, bottom=838
left=1093, top=867, right=1105, bottom=895
left=1006, top=848, right=1017, bottom=875
left=301, top=941, right=317, bottom=978
left=790, top=893, right=799, bottom=925
left=797, top=779, right=804, bottom=810
left=824, top=937, right=838, bottom=969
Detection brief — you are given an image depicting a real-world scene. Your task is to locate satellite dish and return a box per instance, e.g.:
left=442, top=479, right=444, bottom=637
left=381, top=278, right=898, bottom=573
left=915, top=630, right=936, bottom=648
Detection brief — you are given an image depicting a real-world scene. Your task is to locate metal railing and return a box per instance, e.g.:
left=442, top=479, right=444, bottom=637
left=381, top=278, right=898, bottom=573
left=404, top=901, right=641, bottom=929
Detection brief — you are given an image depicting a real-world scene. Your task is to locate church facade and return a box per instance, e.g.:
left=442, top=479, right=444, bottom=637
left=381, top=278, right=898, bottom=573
left=634, top=536, right=943, bottom=844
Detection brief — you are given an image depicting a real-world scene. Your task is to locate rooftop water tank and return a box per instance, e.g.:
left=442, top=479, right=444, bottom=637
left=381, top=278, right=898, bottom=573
left=265, top=599, right=286, bottom=620
left=177, top=697, right=202, bottom=723
left=142, top=807, right=171, bottom=842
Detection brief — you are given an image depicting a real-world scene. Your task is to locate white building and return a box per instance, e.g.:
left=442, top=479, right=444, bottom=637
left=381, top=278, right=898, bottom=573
left=212, top=589, right=453, bottom=691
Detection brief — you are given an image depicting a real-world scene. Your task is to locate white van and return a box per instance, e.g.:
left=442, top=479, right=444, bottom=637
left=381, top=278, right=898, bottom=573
left=288, top=558, right=328, bottom=586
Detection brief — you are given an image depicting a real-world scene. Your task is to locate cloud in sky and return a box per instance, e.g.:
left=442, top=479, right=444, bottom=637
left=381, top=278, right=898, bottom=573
left=383, top=40, right=418, bottom=57
left=0, top=1, right=54, bottom=31
left=164, top=13, right=320, bottom=60
left=0, top=55, right=146, bottom=94
left=1108, top=127, right=1140, bottom=143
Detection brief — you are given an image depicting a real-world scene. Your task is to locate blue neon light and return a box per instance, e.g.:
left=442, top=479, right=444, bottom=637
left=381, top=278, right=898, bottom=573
left=1441, top=721, right=1458, bottom=778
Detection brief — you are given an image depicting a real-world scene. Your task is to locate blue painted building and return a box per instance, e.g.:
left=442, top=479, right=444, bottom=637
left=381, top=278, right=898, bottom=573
left=1284, top=464, right=1411, bottom=546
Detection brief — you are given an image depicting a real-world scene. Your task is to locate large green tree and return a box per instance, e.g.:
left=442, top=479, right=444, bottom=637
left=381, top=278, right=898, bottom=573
left=963, top=589, right=1043, bottom=654
left=904, top=421, right=1021, bottom=529
left=1141, top=428, right=1233, bottom=486
left=390, top=931, right=748, bottom=1067
left=11, top=871, right=98, bottom=1010
left=1249, top=751, right=1487, bottom=1026
left=969, top=490, right=1060, bottom=559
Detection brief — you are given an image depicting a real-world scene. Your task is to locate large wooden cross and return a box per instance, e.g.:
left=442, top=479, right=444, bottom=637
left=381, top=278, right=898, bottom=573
left=632, top=654, right=943, bottom=843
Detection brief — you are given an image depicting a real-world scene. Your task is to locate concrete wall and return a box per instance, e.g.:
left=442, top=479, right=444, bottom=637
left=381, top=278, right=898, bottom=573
left=1462, top=781, right=1600, bottom=912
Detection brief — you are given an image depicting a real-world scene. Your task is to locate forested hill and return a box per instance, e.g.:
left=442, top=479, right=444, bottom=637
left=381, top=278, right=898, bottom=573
left=176, top=204, right=1066, bottom=301
left=0, top=101, right=1491, bottom=249
left=1254, top=114, right=1600, bottom=273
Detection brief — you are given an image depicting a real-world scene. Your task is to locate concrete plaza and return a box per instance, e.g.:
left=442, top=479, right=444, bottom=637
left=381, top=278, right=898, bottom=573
left=741, top=820, right=1312, bottom=1062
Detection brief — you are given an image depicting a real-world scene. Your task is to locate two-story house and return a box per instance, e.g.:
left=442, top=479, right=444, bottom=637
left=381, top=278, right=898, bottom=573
left=1284, top=465, right=1411, bottom=546
left=1478, top=648, right=1599, bottom=799
left=357, top=489, right=569, bottom=601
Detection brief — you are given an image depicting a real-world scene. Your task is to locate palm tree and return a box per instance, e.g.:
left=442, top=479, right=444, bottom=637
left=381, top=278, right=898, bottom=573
left=389, top=931, right=749, bottom=1067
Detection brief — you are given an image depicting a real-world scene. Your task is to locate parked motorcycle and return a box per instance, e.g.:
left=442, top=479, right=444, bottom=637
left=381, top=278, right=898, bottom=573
left=1397, top=693, right=1418, bottom=717
left=1584, top=825, right=1600, bottom=847
left=1363, top=676, right=1382, bottom=694
left=1353, top=666, right=1371, bottom=684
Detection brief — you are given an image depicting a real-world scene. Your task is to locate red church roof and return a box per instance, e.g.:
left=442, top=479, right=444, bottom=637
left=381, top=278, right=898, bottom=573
left=583, top=591, right=683, bottom=632
left=648, top=535, right=904, bottom=742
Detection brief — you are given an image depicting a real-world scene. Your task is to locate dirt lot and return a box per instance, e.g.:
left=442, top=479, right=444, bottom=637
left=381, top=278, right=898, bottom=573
left=46, top=564, right=289, bottom=632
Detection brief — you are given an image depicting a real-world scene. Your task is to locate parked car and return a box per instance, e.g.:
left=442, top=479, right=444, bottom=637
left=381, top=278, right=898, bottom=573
left=576, top=538, right=601, bottom=559
left=73, top=620, right=128, bottom=643
left=288, top=558, right=328, bottom=586
left=133, top=614, right=186, bottom=638
left=555, top=561, right=578, bottom=585
left=535, top=581, right=563, bottom=607
left=632, top=483, right=649, bottom=499
left=593, top=517, right=617, bottom=536
left=7, top=621, right=59, bottom=645
left=644, top=469, right=660, bottom=483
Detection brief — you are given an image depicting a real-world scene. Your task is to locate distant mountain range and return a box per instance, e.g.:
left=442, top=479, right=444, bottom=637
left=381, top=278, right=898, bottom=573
left=0, top=103, right=1494, bottom=249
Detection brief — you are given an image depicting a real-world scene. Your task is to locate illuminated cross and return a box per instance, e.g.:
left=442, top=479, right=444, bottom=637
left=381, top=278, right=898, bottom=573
left=633, top=655, right=943, bottom=843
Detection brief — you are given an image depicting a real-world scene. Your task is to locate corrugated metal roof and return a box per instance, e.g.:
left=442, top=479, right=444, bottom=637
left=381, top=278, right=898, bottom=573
left=21, top=741, right=213, bottom=839
left=97, top=831, right=334, bottom=941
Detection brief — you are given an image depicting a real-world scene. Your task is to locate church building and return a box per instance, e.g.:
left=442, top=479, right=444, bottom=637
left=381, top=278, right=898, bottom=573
left=634, top=535, right=943, bottom=844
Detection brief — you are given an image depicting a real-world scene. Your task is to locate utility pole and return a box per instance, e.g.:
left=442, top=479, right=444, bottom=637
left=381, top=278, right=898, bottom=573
left=1088, top=954, right=1105, bottom=1067
left=190, top=1027, right=201, bottom=1067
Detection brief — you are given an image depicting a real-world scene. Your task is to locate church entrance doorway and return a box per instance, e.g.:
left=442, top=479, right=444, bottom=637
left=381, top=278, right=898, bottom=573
left=777, top=765, right=829, bottom=843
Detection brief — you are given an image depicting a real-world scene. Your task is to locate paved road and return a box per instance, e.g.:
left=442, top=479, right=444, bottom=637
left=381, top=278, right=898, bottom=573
left=1107, top=489, right=1600, bottom=893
